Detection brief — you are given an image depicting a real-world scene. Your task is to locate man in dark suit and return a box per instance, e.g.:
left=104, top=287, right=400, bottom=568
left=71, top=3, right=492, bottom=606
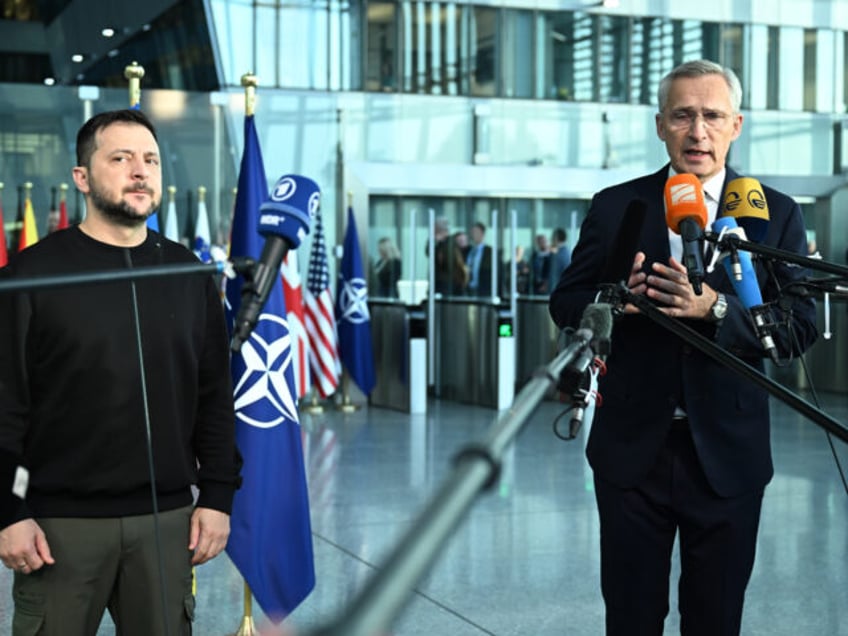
left=466, top=221, right=493, bottom=297
left=549, top=60, right=818, bottom=635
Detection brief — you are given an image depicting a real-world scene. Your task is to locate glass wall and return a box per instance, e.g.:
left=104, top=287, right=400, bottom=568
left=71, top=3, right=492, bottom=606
left=208, top=0, right=848, bottom=118
left=367, top=194, right=590, bottom=301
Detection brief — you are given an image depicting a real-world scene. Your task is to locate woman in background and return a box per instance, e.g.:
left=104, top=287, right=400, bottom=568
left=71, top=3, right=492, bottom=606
left=374, top=236, right=402, bottom=298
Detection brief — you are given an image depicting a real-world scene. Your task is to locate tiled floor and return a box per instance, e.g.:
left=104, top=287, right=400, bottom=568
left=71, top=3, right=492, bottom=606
left=2, top=391, right=847, bottom=635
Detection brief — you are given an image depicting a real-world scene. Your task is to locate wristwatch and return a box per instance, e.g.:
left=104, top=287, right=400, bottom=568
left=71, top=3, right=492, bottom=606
left=708, top=292, right=728, bottom=322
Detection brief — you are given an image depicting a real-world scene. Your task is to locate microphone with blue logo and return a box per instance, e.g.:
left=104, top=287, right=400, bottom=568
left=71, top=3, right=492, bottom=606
left=230, top=174, right=319, bottom=353
left=712, top=214, right=779, bottom=363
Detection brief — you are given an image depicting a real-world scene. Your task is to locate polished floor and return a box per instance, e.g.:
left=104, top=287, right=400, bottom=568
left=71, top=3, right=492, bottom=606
left=2, top=391, right=847, bottom=635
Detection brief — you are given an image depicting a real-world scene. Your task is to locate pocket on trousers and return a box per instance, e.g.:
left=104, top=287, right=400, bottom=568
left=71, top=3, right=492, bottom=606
left=12, top=586, right=46, bottom=635
left=182, top=592, right=196, bottom=636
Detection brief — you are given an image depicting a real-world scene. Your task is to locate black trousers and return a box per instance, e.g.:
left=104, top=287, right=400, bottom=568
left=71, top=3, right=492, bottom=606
left=594, top=420, right=764, bottom=636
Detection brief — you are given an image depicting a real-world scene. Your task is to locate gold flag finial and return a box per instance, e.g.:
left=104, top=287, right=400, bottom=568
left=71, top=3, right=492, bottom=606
left=347, top=191, right=353, bottom=207
left=124, top=61, right=145, bottom=108
left=59, top=183, right=68, bottom=201
left=241, top=72, right=258, bottom=117
left=168, top=185, right=177, bottom=203
left=198, top=185, right=207, bottom=203
left=24, top=182, right=33, bottom=197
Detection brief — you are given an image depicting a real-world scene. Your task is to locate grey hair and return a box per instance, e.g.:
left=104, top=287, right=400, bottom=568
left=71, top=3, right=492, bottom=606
left=378, top=236, right=401, bottom=260
left=657, top=59, right=742, bottom=114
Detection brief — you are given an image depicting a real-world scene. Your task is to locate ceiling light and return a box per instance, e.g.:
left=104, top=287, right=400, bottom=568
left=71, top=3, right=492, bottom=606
left=43, top=77, right=56, bottom=86
left=71, top=54, right=84, bottom=63
left=101, top=27, right=115, bottom=37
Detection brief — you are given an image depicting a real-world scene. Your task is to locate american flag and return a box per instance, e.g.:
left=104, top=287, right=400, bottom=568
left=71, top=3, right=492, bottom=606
left=282, top=252, right=311, bottom=398
left=304, top=209, right=340, bottom=397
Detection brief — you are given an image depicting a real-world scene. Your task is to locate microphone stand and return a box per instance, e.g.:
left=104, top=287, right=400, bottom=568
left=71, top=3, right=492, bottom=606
left=0, top=260, right=250, bottom=295
left=708, top=231, right=848, bottom=287
left=304, top=330, right=599, bottom=636
left=619, top=286, right=848, bottom=444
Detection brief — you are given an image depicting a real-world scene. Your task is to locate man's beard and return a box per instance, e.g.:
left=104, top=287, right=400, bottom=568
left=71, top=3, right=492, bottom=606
left=89, top=178, right=159, bottom=228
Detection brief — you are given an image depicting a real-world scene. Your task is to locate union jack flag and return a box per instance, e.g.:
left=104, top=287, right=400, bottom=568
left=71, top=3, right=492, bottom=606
left=282, top=252, right=311, bottom=398
left=303, top=209, right=340, bottom=397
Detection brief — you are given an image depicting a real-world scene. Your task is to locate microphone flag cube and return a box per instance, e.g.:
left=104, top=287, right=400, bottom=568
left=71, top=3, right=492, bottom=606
left=259, top=174, right=320, bottom=248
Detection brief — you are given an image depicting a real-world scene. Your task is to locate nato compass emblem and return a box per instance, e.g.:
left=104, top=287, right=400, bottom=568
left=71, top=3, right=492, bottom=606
left=232, top=313, right=300, bottom=428
left=338, top=276, right=370, bottom=324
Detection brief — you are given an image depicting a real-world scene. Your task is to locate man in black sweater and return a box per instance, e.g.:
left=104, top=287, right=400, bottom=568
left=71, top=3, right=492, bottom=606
left=0, top=109, right=241, bottom=635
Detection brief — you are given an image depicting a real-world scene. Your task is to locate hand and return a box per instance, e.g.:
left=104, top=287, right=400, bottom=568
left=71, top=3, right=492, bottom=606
left=645, top=256, right=717, bottom=319
left=189, top=507, right=230, bottom=565
left=0, top=519, right=55, bottom=574
left=621, top=251, right=648, bottom=314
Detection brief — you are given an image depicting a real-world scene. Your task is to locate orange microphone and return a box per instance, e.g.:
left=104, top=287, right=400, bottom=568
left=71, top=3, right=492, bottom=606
left=664, top=173, right=708, bottom=295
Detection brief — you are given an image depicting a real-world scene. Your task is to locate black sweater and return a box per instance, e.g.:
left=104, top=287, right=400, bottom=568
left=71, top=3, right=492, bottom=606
left=0, top=227, right=240, bottom=525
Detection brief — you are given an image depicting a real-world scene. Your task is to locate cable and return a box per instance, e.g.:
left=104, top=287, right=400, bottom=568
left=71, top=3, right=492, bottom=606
left=788, top=326, right=848, bottom=496
left=125, top=249, right=171, bottom=636
left=766, top=258, right=848, bottom=496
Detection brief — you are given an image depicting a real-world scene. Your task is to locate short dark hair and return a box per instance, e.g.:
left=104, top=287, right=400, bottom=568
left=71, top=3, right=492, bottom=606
left=553, top=227, right=567, bottom=243
left=76, top=109, right=159, bottom=168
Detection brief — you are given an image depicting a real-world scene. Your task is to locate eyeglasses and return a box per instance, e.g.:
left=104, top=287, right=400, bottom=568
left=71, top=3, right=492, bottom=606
left=664, top=109, right=733, bottom=130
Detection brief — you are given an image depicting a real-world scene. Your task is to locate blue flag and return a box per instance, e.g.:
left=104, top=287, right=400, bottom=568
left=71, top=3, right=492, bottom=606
left=224, top=115, right=315, bottom=621
left=336, top=206, right=376, bottom=395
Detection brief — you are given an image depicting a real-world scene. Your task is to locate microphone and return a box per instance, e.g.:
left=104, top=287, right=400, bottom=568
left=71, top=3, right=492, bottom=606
left=722, top=177, right=769, bottom=242
left=561, top=303, right=613, bottom=438
left=230, top=174, right=319, bottom=352
left=664, top=173, right=708, bottom=295
left=712, top=216, right=779, bottom=363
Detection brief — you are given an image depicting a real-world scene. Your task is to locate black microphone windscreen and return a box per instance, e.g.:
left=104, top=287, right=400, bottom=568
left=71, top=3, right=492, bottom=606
left=599, top=198, right=648, bottom=284
left=579, top=302, right=613, bottom=341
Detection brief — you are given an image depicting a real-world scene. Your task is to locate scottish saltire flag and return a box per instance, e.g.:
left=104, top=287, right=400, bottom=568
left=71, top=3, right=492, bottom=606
left=224, top=115, right=315, bottom=622
left=165, top=190, right=180, bottom=242
left=18, top=190, right=38, bottom=251
left=336, top=207, right=376, bottom=395
left=282, top=253, right=311, bottom=398
left=146, top=213, right=160, bottom=232
left=194, top=191, right=212, bottom=262
left=304, top=209, right=340, bottom=397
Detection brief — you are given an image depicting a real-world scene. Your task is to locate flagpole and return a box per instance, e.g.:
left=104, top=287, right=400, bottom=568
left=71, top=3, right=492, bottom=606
left=338, top=191, right=359, bottom=414
left=124, top=61, right=144, bottom=109
left=232, top=582, right=257, bottom=636
left=303, top=389, right=325, bottom=414
left=338, top=370, right=357, bottom=413
left=228, top=70, right=261, bottom=636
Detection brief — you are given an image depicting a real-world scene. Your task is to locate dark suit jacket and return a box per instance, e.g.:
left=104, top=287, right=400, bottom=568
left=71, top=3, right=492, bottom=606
left=549, top=166, right=818, bottom=497
left=468, top=243, right=494, bottom=296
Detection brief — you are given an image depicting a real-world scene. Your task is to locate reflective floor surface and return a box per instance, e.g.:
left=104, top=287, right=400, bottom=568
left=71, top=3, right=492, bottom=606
left=2, top=392, right=847, bottom=635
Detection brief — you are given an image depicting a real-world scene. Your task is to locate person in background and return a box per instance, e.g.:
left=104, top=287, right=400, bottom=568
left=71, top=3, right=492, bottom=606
left=503, top=244, right=530, bottom=295
left=373, top=236, right=402, bottom=298
left=466, top=221, right=493, bottom=297
left=435, top=230, right=468, bottom=296
left=548, top=227, right=571, bottom=290
left=530, top=233, right=551, bottom=295
left=453, top=230, right=470, bottom=260
left=0, top=109, right=241, bottom=635
left=549, top=60, right=817, bottom=635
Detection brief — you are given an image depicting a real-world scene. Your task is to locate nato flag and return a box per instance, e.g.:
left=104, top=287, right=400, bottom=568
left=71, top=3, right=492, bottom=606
left=224, top=114, right=315, bottom=622
left=335, top=206, right=376, bottom=395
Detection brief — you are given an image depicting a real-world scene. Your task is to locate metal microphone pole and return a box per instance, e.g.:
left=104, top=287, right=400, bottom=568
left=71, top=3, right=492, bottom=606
left=621, top=287, right=848, bottom=444
left=305, top=331, right=597, bottom=636
left=0, top=259, right=254, bottom=295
